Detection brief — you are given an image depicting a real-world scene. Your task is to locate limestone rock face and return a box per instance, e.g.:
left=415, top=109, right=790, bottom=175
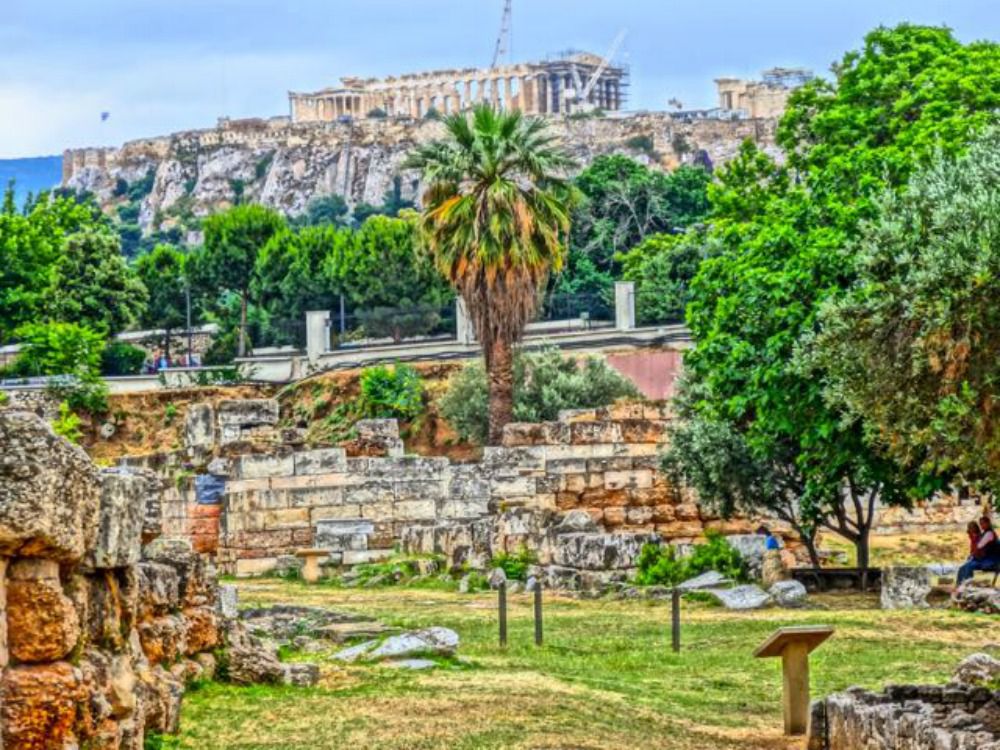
left=0, top=411, right=100, bottom=561
left=1, top=662, right=85, bottom=749
left=953, top=653, right=1000, bottom=686
left=6, top=559, right=81, bottom=663
left=952, top=582, right=1000, bottom=615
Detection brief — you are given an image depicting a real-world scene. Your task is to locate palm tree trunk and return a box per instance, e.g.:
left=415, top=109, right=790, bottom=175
left=486, top=338, right=515, bottom=445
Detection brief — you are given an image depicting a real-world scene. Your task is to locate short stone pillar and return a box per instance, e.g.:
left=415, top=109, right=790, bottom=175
left=295, top=549, right=330, bottom=584
left=456, top=296, right=476, bottom=345
left=880, top=566, right=932, bottom=609
left=614, top=281, right=635, bottom=331
left=754, top=626, right=834, bottom=736
left=305, top=310, right=330, bottom=364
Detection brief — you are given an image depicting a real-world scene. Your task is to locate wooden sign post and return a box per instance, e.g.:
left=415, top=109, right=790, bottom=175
left=753, top=626, right=834, bottom=736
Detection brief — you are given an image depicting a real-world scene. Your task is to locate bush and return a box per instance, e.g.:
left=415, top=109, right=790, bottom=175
left=101, top=341, right=147, bottom=376
left=357, top=364, right=424, bottom=421
left=440, top=348, right=641, bottom=444
left=10, top=322, right=109, bottom=414
left=635, top=532, right=748, bottom=586
left=356, top=305, right=443, bottom=343
left=490, top=546, right=537, bottom=581
left=52, top=401, right=83, bottom=443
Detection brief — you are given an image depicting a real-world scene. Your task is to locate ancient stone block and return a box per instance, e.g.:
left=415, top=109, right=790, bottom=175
left=136, top=561, right=181, bottom=620
left=604, top=470, right=654, bottom=491
left=311, top=504, right=364, bottom=522
left=394, top=500, right=437, bottom=521
left=138, top=615, right=187, bottom=664
left=82, top=569, right=135, bottom=652
left=881, top=566, right=933, bottom=610
left=0, top=411, right=101, bottom=562
left=182, top=606, right=219, bottom=655
left=618, top=419, right=668, bottom=443
left=0, top=558, right=7, bottom=669
left=140, top=666, right=184, bottom=734
left=570, top=421, right=623, bottom=445
left=218, top=399, right=279, bottom=428
left=294, top=448, right=348, bottom=475
left=549, top=532, right=659, bottom=570
left=355, top=419, right=400, bottom=441
left=235, top=453, right=294, bottom=480
left=184, top=403, right=215, bottom=450
left=7, top=560, right=81, bottom=663
left=315, top=520, right=373, bottom=551
left=85, top=469, right=148, bottom=570
left=289, top=487, right=344, bottom=508
left=490, top=476, right=537, bottom=497
left=1, top=662, right=84, bottom=749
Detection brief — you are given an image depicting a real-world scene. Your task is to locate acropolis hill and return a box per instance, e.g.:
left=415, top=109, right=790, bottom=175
left=62, top=59, right=809, bottom=235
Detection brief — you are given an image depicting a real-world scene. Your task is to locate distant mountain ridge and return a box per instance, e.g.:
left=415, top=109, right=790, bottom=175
left=0, top=155, right=63, bottom=209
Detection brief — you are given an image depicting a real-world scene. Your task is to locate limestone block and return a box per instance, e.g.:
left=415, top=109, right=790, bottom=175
left=355, top=419, right=400, bottom=441
left=618, top=419, right=668, bottom=443
left=490, top=476, right=537, bottom=497
left=586, top=457, right=635, bottom=473
left=0, top=411, right=101, bottom=562
left=311, top=504, right=364, bottom=522
left=183, top=403, right=216, bottom=449
left=603, top=507, right=626, bottom=526
left=7, top=559, right=81, bottom=662
left=394, top=479, right=447, bottom=503
left=438, top=498, right=490, bottom=520
left=217, top=399, right=279, bottom=427
left=81, top=569, right=135, bottom=653
left=570, top=421, right=623, bottom=445
left=1, top=662, right=84, bottom=749
left=501, top=421, right=570, bottom=447
left=651, top=504, right=676, bottom=523
left=140, top=665, right=184, bottom=735
left=379, top=456, right=450, bottom=482
left=135, top=562, right=181, bottom=620
left=315, top=520, right=373, bottom=551
left=294, top=448, right=348, bottom=475
left=345, top=483, right=395, bottom=506
left=182, top=606, right=220, bottom=655
left=0, top=558, right=7, bottom=669
left=625, top=506, right=655, bottom=525
left=447, top=467, right=491, bottom=503
left=545, top=458, right=589, bottom=475
left=138, top=615, right=187, bottom=664
left=604, top=470, right=655, bottom=491
left=262, top=508, right=311, bottom=529
left=217, top=584, right=239, bottom=620
left=288, top=488, right=344, bottom=508
left=342, top=549, right=394, bottom=565
left=549, top=532, right=658, bottom=570
left=481, top=446, right=546, bottom=476
left=84, top=469, right=148, bottom=570
left=881, top=566, right=932, bottom=609
left=142, top=538, right=215, bottom=608
left=394, top=499, right=437, bottom=521
left=234, top=453, right=294, bottom=480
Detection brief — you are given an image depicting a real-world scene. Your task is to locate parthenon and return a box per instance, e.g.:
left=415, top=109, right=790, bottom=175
left=289, top=52, right=628, bottom=122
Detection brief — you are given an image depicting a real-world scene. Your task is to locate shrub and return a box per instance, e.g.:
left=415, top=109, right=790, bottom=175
left=490, top=546, right=537, bottom=582
left=440, top=348, right=641, bottom=444
left=635, top=532, right=748, bottom=586
left=356, top=305, right=443, bottom=343
left=357, top=364, right=424, bottom=421
left=52, top=402, right=83, bottom=443
left=101, top=341, right=147, bottom=376
left=11, top=322, right=109, bottom=414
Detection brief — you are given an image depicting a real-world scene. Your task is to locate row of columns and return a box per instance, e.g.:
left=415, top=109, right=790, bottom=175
left=292, top=73, right=622, bottom=122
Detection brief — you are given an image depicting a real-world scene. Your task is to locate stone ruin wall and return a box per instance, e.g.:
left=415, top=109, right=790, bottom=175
left=0, top=409, right=310, bottom=750
left=118, top=400, right=801, bottom=587
left=106, top=396, right=992, bottom=588
left=61, top=113, right=780, bottom=231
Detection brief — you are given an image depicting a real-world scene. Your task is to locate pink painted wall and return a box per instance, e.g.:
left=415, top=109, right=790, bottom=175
left=606, top=350, right=683, bottom=401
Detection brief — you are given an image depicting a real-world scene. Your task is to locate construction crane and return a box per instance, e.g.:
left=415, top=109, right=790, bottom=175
left=564, top=29, right=627, bottom=113
left=491, top=0, right=513, bottom=69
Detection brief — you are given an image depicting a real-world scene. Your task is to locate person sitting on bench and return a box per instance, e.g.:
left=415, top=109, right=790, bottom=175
left=957, top=516, right=1000, bottom=584
left=966, top=521, right=982, bottom=558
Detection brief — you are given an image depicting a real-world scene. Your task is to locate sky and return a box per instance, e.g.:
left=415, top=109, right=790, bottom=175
left=0, top=0, right=996, bottom=158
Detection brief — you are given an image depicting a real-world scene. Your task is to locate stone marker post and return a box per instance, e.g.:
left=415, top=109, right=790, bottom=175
left=498, top=581, right=508, bottom=647
left=614, top=281, right=635, bottom=331
left=753, top=626, right=834, bottom=736
left=305, top=310, right=331, bottom=365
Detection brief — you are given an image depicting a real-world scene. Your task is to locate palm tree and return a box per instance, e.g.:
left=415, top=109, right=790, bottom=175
left=407, top=105, right=576, bottom=445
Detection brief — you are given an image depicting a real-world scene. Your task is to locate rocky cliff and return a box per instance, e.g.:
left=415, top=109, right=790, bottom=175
left=63, top=113, right=780, bottom=235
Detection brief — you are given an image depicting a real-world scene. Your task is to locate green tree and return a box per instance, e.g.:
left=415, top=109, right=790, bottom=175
left=47, top=229, right=147, bottom=336
left=326, top=213, right=452, bottom=311
left=815, top=129, right=1000, bottom=492
left=667, top=23, right=998, bottom=568
left=134, top=244, right=189, bottom=359
left=407, top=106, right=576, bottom=444
left=201, top=204, right=286, bottom=356
left=619, top=228, right=718, bottom=325
left=294, top=194, right=350, bottom=227
left=10, top=321, right=109, bottom=414
left=570, top=156, right=710, bottom=274
left=0, top=188, right=105, bottom=341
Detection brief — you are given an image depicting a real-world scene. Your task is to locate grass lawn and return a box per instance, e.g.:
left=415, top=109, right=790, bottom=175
left=168, top=580, right=996, bottom=750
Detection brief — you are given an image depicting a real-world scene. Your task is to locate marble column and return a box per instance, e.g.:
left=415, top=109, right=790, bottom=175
left=491, top=77, right=500, bottom=108
left=504, top=77, right=514, bottom=110
left=464, top=80, right=473, bottom=110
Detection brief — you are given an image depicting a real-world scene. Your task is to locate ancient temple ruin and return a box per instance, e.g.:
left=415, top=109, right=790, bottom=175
left=713, top=67, right=814, bottom=119
left=289, top=52, right=629, bottom=121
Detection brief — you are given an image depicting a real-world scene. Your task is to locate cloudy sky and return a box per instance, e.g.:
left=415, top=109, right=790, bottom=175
left=0, top=0, right=995, bottom=158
